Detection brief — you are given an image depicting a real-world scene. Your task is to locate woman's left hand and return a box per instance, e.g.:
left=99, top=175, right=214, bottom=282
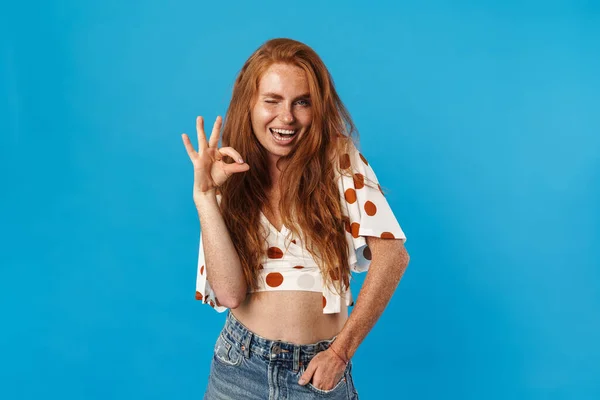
left=298, top=348, right=347, bottom=390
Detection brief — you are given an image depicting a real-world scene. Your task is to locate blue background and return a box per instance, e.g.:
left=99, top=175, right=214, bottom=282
left=1, top=1, right=599, bottom=399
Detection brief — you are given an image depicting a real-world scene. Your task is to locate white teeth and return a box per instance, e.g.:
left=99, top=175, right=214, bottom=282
left=272, top=128, right=295, bottom=135
left=273, top=135, right=290, bottom=142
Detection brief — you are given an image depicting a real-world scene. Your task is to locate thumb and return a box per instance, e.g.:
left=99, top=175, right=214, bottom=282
left=298, top=363, right=316, bottom=386
left=222, top=162, right=250, bottom=176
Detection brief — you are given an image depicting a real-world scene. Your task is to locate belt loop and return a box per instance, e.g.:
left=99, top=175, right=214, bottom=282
left=293, top=345, right=300, bottom=372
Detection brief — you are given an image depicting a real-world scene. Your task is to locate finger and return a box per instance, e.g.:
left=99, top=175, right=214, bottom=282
left=221, top=162, right=250, bottom=176
left=208, top=116, right=222, bottom=148
left=217, top=146, right=245, bottom=164
left=181, top=134, right=197, bottom=159
left=310, top=366, right=340, bottom=391
left=298, top=361, right=317, bottom=385
left=196, top=116, right=208, bottom=151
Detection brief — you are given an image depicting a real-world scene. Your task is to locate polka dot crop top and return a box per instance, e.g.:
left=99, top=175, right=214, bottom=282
left=195, top=140, right=407, bottom=314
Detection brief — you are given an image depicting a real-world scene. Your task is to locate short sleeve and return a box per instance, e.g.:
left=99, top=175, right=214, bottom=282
left=195, top=196, right=228, bottom=313
left=338, top=141, right=407, bottom=273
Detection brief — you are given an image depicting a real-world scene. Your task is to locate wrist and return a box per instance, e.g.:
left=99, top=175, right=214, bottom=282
left=330, top=335, right=353, bottom=361
left=329, top=343, right=349, bottom=365
left=194, top=191, right=218, bottom=207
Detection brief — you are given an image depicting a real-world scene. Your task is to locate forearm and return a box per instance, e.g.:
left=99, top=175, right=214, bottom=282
left=332, top=242, right=410, bottom=361
left=196, top=193, right=247, bottom=307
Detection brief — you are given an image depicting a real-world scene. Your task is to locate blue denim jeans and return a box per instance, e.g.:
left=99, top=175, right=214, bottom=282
left=204, top=311, right=359, bottom=399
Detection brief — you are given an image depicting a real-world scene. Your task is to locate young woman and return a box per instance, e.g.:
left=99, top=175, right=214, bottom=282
left=182, top=38, right=410, bottom=399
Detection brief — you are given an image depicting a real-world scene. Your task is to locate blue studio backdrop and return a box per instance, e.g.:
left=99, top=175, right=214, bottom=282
left=1, top=1, right=599, bottom=399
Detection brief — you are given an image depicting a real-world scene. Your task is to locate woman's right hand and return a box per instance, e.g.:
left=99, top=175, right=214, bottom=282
left=181, top=116, right=250, bottom=199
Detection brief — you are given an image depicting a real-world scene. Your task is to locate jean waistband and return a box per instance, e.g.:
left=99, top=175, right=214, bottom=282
left=221, top=310, right=338, bottom=372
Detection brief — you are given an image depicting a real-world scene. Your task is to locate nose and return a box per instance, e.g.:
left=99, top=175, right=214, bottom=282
left=279, top=107, right=295, bottom=124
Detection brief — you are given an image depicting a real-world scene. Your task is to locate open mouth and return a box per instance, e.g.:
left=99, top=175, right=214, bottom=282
left=269, top=128, right=298, bottom=144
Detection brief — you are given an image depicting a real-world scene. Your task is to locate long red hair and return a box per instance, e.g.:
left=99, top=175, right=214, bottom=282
left=220, top=38, right=358, bottom=296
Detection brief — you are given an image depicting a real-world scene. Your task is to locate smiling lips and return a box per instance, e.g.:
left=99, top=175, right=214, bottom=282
left=270, top=128, right=298, bottom=144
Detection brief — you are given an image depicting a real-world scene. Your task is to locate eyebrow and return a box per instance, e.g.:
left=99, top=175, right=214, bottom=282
left=260, top=92, right=311, bottom=100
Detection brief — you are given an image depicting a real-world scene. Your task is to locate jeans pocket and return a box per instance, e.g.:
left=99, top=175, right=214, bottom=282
left=345, top=361, right=359, bottom=399
left=304, top=361, right=350, bottom=395
left=213, top=333, right=243, bottom=367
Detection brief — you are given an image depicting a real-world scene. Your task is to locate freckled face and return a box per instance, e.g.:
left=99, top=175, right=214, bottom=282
left=251, top=63, right=312, bottom=164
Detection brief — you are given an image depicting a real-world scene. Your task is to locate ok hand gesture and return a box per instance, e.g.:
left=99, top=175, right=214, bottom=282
left=181, top=116, right=250, bottom=199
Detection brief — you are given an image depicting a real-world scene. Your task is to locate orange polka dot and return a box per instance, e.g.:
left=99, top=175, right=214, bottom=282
left=200, top=265, right=204, bottom=275
left=344, top=188, right=357, bottom=204
left=293, top=265, right=304, bottom=269
left=353, top=173, right=365, bottom=189
left=364, top=201, right=377, bottom=216
left=322, top=296, right=327, bottom=308
left=266, top=272, right=284, bottom=287
left=381, top=232, right=395, bottom=239
left=363, top=246, right=372, bottom=260
left=195, top=291, right=203, bottom=301
left=267, top=247, right=284, bottom=259
left=344, top=218, right=352, bottom=234
left=359, top=153, right=368, bottom=165
left=351, top=222, right=360, bottom=238
left=339, top=153, right=351, bottom=169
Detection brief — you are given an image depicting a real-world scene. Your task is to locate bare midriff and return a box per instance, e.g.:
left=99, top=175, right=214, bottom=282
left=230, top=290, right=348, bottom=345
left=238, top=151, right=349, bottom=345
